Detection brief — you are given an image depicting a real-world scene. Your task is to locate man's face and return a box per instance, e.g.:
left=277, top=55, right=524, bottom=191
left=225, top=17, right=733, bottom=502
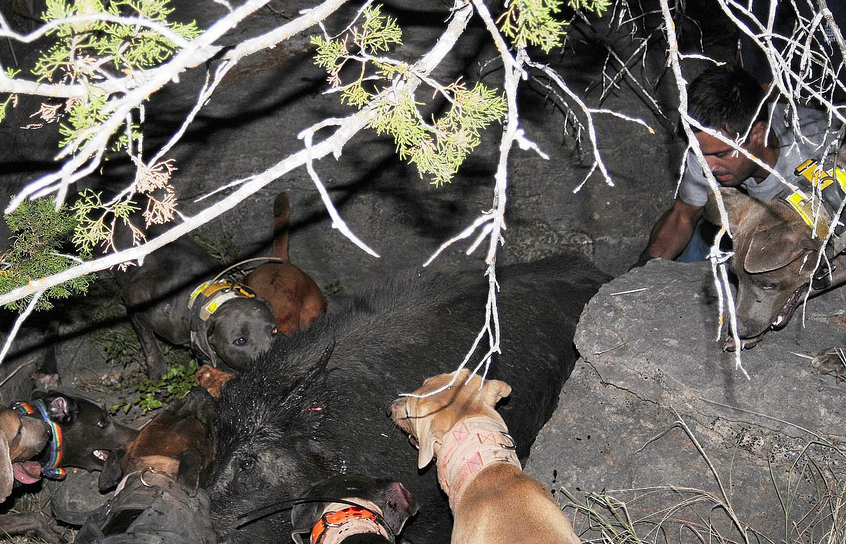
left=695, top=128, right=762, bottom=187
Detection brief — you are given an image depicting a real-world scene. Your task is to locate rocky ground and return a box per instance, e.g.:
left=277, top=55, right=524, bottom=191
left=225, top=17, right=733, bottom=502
left=0, top=0, right=842, bottom=542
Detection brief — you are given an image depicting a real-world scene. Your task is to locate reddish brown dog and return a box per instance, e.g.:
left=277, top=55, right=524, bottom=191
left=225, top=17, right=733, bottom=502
left=246, top=192, right=326, bottom=335
left=391, top=370, right=581, bottom=544
left=99, top=387, right=217, bottom=495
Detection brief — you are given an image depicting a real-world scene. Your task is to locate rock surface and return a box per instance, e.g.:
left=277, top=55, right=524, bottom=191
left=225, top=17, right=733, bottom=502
left=527, top=259, right=846, bottom=542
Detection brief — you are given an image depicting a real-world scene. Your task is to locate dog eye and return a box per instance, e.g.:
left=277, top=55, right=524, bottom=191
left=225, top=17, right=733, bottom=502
left=239, top=457, right=254, bottom=471
left=234, top=337, right=247, bottom=346
left=271, top=327, right=279, bottom=336
left=97, top=416, right=110, bottom=429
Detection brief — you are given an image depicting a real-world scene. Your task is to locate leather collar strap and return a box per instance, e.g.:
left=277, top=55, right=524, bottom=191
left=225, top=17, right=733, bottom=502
left=309, top=505, right=391, bottom=544
left=435, top=416, right=520, bottom=508
left=11, top=400, right=67, bottom=479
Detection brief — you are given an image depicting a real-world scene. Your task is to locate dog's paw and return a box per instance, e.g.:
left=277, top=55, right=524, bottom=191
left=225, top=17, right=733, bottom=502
left=810, top=348, right=846, bottom=383
left=195, top=365, right=237, bottom=398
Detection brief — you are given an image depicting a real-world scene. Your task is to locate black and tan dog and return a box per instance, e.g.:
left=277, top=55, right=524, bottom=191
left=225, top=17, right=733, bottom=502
left=114, top=223, right=278, bottom=380
left=391, top=370, right=581, bottom=544
left=290, top=474, right=418, bottom=544
left=79, top=387, right=218, bottom=543
left=704, top=184, right=846, bottom=352
left=1, top=392, right=138, bottom=542
left=13, top=391, right=138, bottom=476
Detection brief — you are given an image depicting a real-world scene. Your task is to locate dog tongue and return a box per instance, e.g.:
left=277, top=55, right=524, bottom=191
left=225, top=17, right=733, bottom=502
left=12, top=462, right=42, bottom=484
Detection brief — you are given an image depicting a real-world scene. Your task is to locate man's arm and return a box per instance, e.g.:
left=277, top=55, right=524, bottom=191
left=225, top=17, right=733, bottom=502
left=637, top=199, right=704, bottom=263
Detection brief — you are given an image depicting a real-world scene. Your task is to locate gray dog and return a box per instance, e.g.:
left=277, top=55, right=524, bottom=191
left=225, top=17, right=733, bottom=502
left=114, top=228, right=277, bottom=380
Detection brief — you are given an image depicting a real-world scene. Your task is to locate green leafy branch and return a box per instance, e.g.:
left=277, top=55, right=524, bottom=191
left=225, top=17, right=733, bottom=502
left=370, top=82, right=507, bottom=185
left=24, top=0, right=199, bottom=155
left=312, top=4, right=507, bottom=185
left=71, top=189, right=143, bottom=256
left=498, top=0, right=610, bottom=53
left=0, top=196, right=95, bottom=311
left=110, top=358, right=199, bottom=415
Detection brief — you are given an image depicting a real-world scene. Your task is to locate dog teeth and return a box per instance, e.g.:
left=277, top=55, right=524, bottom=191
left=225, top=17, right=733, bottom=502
left=93, top=450, right=108, bottom=461
left=774, top=316, right=783, bottom=326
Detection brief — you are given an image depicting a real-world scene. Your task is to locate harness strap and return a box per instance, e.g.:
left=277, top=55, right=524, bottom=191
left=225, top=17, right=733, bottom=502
left=435, top=416, right=520, bottom=509
left=11, top=400, right=67, bottom=480
left=309, top=505, right=391, bottom=544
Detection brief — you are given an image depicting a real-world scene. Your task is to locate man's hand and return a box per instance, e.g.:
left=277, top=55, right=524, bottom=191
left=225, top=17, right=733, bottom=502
left=640, top=199, right=704, bottom=261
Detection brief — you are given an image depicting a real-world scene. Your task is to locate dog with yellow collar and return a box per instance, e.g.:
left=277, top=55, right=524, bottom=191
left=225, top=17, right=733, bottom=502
left=704, top=156, right=846, bottom=353
left=114, top=228, right=278, bottom=379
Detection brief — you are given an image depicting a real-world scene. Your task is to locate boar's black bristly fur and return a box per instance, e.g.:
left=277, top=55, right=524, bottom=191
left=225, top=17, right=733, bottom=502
left=209, top=254, right=608, bottom=544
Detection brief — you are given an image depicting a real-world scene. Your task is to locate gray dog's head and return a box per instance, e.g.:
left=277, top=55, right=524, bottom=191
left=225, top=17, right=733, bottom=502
left=193, top=297, right=278, bottom=372
left=705, top=187, right=822, bottom=347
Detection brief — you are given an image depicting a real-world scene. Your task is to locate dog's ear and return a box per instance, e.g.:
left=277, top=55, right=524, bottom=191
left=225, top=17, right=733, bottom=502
left=704, top=188, right=753, bottom=230
left=192, top=321, right=219, bottom=367
left=176, top=449, right=203, bottom=497
left=407, top=397, right=440, bottom=469
left=744, top=223, right=818, bottom=273
left=31, top=392, right=77, bottom=424
left=479, top=379, right=512, bottom=408
left=0, top=427, right=13, bottom=502
left=98, top=447, right=127, bottom=493
left=417, top=424, right=440, bottom=470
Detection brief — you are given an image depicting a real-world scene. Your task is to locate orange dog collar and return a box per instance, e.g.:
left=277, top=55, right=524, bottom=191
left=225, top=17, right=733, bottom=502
left=310, top=506, right=388, bottom=544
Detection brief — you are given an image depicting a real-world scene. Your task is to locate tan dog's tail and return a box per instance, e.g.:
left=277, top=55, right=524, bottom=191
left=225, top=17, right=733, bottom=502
left=271, top=192, right=291, bottom=263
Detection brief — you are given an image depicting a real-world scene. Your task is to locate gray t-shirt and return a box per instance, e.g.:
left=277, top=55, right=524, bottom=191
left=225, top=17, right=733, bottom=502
left=678, top=104, right=841, bottom=207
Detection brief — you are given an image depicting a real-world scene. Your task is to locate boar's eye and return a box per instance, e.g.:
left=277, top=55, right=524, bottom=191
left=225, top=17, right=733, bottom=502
left=239, top=457, right=254, bottom=471
left=234, top=337, right=247, bottom=346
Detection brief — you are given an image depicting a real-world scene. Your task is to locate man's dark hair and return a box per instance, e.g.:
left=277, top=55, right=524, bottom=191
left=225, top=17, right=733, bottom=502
left=687, top=64, right=768, bottom=138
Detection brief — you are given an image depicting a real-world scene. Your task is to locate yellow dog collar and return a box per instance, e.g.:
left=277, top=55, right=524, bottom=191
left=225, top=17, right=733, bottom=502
left=188, top=280, right=256, bottom=322
left=781, top=158, right=846, bottom=241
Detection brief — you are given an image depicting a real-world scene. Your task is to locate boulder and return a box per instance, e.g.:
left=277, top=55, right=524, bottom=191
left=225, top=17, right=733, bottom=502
left=527, top=259, right=846, bottom=543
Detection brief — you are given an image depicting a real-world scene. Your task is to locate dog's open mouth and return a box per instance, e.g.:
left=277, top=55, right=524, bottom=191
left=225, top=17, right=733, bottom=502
left=771, top=284, right=809, bottom=329
left=93, top=449, right=109, bottom=462
left=13, top=461, right=42, bottom=484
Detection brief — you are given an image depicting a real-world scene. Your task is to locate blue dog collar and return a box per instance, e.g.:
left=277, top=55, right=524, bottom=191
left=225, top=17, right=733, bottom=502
left=11, top=400, right=67, bottom=480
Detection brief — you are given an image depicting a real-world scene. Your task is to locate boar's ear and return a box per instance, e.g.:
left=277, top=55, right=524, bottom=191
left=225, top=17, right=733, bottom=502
left=744, top=223, right=818, bottom=273
left=704, top=188, right=752, bottom=230
left=480, top=379, right=511, bottom=407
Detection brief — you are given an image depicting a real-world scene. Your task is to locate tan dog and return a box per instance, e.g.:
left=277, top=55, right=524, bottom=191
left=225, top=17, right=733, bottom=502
left=390, top=369, right=581, bottom=544
left=246, top=192, right=326, bottom=335
left=0, top=405, right=49, bottom=502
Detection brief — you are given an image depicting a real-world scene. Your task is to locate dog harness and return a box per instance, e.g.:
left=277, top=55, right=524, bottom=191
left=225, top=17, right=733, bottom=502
left=435, top=416, right=521, bottom=509
left=187, top=279, right=258, bottom=364
left=307, top=502, right=392, bottom=544
left=777, top=157, right=846, bottom=288
left=11, top=400, right=66, bottom=480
